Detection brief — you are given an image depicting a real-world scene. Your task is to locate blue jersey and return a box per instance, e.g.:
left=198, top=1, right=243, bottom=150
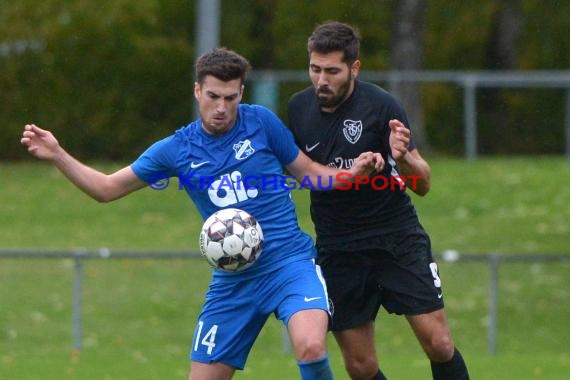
left=131, top=104, right=315, bottom=279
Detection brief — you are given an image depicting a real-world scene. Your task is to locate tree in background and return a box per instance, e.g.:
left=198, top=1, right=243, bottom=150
left=2, top=0, right=569, bottom=159
left=480, top=0, right=523, bottom=154
left=1, top=0, right=193, bottom=160
left=389, top=0, right=430, bottom=153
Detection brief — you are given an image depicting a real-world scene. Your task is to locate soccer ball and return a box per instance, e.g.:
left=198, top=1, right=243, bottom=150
left=199, top=208, right=264, bottom=272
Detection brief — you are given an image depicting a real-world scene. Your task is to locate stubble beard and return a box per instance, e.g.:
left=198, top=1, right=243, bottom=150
left=316, top=73, right=353, bottom=110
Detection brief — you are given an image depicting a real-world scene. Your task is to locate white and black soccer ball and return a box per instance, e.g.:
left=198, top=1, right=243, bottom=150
left=199, top=208, right=263, bottom=272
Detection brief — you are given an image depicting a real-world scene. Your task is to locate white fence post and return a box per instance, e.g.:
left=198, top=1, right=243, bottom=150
left=488, top=254, right=499, bottom=354
left=565, top=88, right=570, bottom=160
left=72, top=250, right=84, bottom=354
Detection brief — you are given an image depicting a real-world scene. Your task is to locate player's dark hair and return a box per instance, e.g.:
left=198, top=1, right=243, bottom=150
left=195, top=47, right=251, bottom=85
left=307, top=21, right=361, bottom=65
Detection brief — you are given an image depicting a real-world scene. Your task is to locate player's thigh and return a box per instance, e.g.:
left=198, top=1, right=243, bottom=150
left=406, top=309, right=455, bottom=359
left=270, top=260, right=330, bottom=359
left=287, top=308, right=329, bottom=360
left=288, top=309, right=329, bottom=341
left=406, top=309, right=451, bottom=340
left=189, top=361, right=235, bottom=380
left=332, top=321, right=378, bottom=360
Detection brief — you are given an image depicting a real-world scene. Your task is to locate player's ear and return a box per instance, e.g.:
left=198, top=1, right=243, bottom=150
left=194, top=82, right=201, bottom=100
left=351, top=60, right=361, bottom=78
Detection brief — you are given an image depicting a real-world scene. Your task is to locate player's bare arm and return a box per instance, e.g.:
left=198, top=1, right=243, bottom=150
left=388, top=119, right=431, bottom=196
left=286, top=150, right=384, bottom=188
left=21, top=124, right=147, bottom=202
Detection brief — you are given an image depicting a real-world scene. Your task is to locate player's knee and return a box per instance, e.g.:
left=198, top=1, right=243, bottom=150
left=344, top=355, right=378, bottom=379
left=424, top=334, right=455, bottom=362
left=296, top=338, right=327, bottom=361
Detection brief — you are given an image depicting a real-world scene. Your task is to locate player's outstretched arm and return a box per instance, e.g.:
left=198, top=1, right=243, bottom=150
left=286, top=150, right=383, bottom=189
left=21, top=124, right=147, bottom=202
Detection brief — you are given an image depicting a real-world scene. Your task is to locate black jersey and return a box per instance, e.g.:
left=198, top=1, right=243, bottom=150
left=288, top=80, right=420, bottom=249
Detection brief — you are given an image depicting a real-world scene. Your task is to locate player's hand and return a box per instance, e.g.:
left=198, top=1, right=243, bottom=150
left=351, top=151, right=384, bottom=176
left=21, top=124, right=62, bottom=161
left=389, top=119, right=410, bottom=161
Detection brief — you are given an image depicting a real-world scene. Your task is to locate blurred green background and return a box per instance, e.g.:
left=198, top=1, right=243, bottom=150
left=2, top=1, right=570, bottom=379
left=2, top=0, right=570, bottom=160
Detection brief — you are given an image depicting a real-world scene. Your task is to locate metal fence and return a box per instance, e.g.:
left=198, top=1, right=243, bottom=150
left=249, top=70, right=570, bottom=161
left=1, top=249, right=569, bottom=355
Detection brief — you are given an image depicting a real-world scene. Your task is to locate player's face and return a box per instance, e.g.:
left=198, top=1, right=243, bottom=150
left=194, top=76, right=244, bottom=135
left=309, top=50, right=360, bottom=112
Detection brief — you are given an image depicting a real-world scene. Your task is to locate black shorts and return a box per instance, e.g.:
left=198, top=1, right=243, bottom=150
left=317, top=226, right=444, bottom=331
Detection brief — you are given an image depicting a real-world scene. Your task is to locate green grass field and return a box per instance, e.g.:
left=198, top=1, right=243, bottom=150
left=1, top=157, right=570, bottom=379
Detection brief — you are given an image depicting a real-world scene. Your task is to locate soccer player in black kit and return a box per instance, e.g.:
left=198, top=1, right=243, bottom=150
left=287, top=21, right=469, bottom=380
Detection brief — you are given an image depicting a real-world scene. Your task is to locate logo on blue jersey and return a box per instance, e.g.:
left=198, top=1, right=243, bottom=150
left=233, top=139, right=255, bottom=160
left=208, top=170, right=258, bottom=207
left=342, top=119, right=362, bottom=144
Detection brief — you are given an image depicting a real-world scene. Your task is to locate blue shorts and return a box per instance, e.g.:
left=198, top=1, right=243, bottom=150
left=190, top=259, right=330, bottom=369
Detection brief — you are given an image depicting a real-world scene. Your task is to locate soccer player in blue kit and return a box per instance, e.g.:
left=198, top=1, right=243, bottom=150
left=21, top=47, right=383, bottom=379
left=287, top=22, right=469, bottom=380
